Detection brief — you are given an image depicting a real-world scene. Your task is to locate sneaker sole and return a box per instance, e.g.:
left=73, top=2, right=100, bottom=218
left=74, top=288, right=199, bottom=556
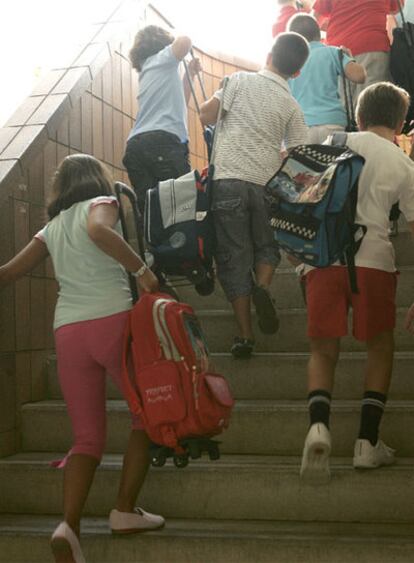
left=111, top=521, right=165, bottom=535
left=300, top=440, right=331, bottom=485
left=50, top=537, right=76, bottom=563
left=252, top=287, right=279, bottom=335
left=353, top=458, right=396, bottom=469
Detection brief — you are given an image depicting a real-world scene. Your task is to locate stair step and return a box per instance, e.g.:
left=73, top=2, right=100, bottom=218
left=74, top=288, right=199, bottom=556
left=198, top=308, right=413, bottom=353
left=177, top=264, right=414, bottom=311
left=1, top=453, right=413, bottom=523
left=1, top=515, right=414, bottom=563
left=20, top=399, right=414, bottom=456
left=47, top=352, right=414, bottom=401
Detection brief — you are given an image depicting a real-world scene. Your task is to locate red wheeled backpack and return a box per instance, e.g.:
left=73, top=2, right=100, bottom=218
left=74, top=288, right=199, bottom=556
left=122, top=292, right=234, bottom=468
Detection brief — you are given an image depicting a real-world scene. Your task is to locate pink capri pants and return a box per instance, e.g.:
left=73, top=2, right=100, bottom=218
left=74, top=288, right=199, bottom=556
left=54, top=310, right=142, bottom=467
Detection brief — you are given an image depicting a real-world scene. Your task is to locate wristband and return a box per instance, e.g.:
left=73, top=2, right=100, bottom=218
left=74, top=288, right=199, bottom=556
left=131, top=264, right=148, bottom=278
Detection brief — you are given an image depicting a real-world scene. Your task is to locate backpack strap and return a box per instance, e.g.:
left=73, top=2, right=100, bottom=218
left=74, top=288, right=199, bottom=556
left=338, top=49, right=357, bottom=132
left=328, top=140, right=362, bottom=294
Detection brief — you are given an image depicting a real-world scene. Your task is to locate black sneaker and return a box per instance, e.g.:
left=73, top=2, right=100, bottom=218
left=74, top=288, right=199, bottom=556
left=231, top=337, right=255, bottom=359
left=252, top=286, right=279, bottom=335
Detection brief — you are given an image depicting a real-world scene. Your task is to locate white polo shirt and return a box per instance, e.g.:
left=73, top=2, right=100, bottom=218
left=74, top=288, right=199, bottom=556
left=346, top=132, right=414, bottom=272
left=213, top=69, right=308, bottom=186
left=298, top=132, right=414, bottom=276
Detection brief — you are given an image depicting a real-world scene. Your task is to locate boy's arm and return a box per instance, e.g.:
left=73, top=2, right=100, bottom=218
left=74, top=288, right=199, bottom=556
left=0, top=239, right=49, bottom=289
left=171, top=36, right=192, bottom=61
left=345, top=60, right=367, bottom=84
left=200, top=95, right=221, bottom=125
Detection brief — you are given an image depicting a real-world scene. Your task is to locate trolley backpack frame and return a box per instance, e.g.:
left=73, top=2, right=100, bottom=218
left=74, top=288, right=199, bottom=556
left=143, top=71, right=228, bottom=297
left=115, top=182, right=234, bottom=468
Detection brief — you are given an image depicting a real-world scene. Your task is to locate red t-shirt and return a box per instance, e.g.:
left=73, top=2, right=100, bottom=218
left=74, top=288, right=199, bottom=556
left=272, top=6, right=300, bottom=37
left=313, top=0, right=400, bottom=55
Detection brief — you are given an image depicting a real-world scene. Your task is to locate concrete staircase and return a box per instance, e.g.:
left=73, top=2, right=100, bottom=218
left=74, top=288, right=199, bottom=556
left=1, top=233, right=414, bottom=562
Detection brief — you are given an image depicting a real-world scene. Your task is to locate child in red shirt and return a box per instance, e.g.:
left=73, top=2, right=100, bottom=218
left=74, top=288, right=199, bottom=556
left=272, top=0, right=311, bottom=36
left=313, top=0, right=401, bottom=103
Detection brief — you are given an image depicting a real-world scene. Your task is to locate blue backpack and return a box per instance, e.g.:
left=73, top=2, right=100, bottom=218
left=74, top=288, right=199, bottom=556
left=265, top=140, right=366, bottom=292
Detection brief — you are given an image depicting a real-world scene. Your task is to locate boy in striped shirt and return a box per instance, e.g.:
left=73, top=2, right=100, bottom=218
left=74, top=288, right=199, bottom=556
left=200, top=33, right=309, bottom=358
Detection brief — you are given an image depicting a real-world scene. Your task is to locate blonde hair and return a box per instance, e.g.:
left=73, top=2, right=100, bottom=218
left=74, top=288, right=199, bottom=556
left=357, top=82, right=410, bottom=131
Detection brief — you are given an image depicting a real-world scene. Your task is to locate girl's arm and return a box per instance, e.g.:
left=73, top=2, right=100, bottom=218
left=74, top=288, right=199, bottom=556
left=0, top=239, right=49, bottom=289
left=87, top=202, right=159, bottom=293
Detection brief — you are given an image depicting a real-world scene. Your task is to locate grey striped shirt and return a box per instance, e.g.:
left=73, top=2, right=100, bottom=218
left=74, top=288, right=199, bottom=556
left=213, top=69, right=308, bottom=186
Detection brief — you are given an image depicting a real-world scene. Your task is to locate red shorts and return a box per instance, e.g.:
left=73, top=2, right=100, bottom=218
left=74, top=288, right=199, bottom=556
left=305, top=266, right=398, bottom=342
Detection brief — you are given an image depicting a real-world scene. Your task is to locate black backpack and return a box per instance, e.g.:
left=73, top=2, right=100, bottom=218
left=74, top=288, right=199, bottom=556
left=390, top=0, right=414, bottom=133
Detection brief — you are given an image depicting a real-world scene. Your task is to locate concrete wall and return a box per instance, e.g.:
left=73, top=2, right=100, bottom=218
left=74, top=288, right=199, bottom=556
left=0, top=2, right=258, bottom=457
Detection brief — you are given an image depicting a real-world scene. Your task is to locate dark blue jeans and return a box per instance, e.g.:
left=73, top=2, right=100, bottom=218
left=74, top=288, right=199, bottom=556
left=123, top=130, right=191, bottom=212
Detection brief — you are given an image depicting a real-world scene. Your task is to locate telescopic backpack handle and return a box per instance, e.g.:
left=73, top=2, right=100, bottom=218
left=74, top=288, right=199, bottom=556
left=190, top=48, right=208, bottom=101
left=114, top=182, right=146, bottom=304
left=208, top=76, right=229, bottom=167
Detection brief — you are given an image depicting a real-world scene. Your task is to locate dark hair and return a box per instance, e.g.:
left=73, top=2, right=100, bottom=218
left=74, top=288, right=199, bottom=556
left=356, top=82, right=410, bottom=131
left=288, top=14, right=321, bottom=42
left=271, top=32, right=309, bottom=77
left=129, top=25, right=174, bottom=72
left=47, top=154, right=113, bottom=220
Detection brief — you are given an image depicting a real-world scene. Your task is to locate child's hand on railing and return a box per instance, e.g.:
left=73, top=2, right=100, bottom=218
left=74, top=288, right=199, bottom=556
left=188, top=57, right=202, bottom=79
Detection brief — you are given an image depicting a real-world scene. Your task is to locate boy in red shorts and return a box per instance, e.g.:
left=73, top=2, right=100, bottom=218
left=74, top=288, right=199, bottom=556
left=300, top=82, right=414, bottom=484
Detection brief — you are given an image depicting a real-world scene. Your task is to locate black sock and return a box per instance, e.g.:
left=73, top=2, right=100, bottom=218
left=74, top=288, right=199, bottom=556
left=308, top=389, right=331, bottom=429
left=358, top=391, right=387, bottom=446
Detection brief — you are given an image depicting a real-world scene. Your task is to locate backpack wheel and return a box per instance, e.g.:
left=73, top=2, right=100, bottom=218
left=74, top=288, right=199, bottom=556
left=208, top=444, right=220, bottom=461
left=195, top=276, right=215, bottom=296
left=189, top=442, right=201, bottom=459
left=151, top=453, right=167, bottom=467
left=173, top=454, right=189, bottom=468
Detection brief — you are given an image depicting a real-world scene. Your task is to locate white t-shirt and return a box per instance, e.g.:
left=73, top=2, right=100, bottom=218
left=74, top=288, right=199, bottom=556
left=346, top=132, right=414, bottom=272
left=213, top=70, right=308, bottom=186
left=36, top=196, right=132, bottom=330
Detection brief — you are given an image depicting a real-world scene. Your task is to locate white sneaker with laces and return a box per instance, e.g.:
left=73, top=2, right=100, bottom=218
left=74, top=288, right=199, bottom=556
left=353, top=439, right=396, bottom=469
left=300, top=422, right=331, bottom=485
left=50, top=522, right=86, bottom=563
left=109, top=507, right=165, bottom=534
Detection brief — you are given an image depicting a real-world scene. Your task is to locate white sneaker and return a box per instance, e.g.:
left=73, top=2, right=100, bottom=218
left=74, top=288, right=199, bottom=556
left=353, top=439, right=396, bottom=469
left=300, top=423, right=331, bottom=485
left=50, top=522, right=86, bottom=563
left=109, top=507, right=165, bottom=534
